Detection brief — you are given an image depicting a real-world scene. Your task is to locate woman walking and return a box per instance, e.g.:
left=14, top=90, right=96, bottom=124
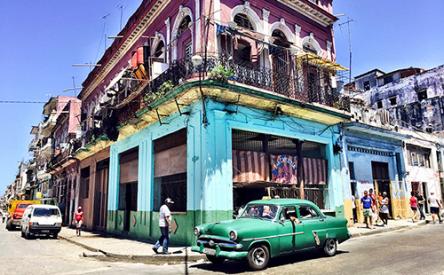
left=410, top=192, right=419, bottom=223
left=379, top=192, right=390, bottom=226
left=74, top=206, right=84, bottom=236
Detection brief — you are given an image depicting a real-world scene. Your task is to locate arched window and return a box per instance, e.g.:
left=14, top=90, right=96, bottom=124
left=272, top=30, right=291, bottom=48
left=153, top=40, right=165, bottom=61
left=303, top=43, right=318, bottom=55
left=177, top=16, right=192, bottom=37
left=234, top=13, right=254, bottom=30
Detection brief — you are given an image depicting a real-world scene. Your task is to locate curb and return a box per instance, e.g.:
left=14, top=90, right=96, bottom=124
left=350, top=220, right=427, bottom=238
left=58, top=235, right=206, bottom=265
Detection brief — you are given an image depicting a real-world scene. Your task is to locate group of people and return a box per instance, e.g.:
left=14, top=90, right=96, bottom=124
left=360, top=188, right=390, bottom=229
left=410, top=191, right=442, bottom=224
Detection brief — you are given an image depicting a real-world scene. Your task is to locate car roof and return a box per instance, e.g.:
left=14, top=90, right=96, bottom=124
left=247, top=198, right=317, bottom=206
left=31, top=205, right=59, bottom=209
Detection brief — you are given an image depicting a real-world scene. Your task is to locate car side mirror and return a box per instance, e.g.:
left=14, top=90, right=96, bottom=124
left=28, top=214, right=31, bottom=218
left=280, top=217, right=285, bottom=224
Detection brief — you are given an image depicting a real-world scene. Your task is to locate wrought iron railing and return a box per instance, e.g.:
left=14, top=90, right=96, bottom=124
left=139, top=54, right=348, bottom=111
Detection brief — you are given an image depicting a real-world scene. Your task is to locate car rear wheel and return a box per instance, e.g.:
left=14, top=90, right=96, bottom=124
left=247, top=244, right=270, bottom=271
left=323, top=238, right=337, bottom=257
left=25, top=228, right=31, bottom=239
left=206, top=255, right=224, bottom=264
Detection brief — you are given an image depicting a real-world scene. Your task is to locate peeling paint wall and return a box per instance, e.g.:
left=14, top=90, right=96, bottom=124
left=364, top=65, right=444, bottom=133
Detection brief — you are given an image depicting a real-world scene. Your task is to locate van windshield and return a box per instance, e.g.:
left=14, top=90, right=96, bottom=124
left=33, top=208, right=60, bottom=217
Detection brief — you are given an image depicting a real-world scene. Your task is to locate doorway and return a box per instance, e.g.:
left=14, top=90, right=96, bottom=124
left=93, top=159, right=109, bottom=231
left=371, top=162, right=392, bottom=215
left=119, top=148, right=139, bottom=232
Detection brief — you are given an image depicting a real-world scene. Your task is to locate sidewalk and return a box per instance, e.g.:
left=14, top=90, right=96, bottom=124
left=58, top=227, right=205, bottom=264
left=349, top=218, right=428, bottom=238
left=59, top=218, right=430, bottom=265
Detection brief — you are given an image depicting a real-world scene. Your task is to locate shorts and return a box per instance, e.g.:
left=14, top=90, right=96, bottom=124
left=411, top=207, right=417, bottom=211
left=363, top=209, right=373, bottom=217
left=431, top=207, right=440, bottom=214
left=75, top=220, right=83, bottom=228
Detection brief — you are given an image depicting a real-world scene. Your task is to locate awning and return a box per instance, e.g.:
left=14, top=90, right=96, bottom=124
left=297, top=52, right=348, bottom=71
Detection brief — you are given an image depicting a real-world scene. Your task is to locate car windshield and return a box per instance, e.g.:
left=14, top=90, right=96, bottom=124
left=33, top=208, right=60, bottom=217
left=17, top=204, right=30, bottom=209
left=239, top=204, right=279, bottom=220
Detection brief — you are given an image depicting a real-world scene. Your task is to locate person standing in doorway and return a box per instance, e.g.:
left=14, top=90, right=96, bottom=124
left=361, top=191, right=374, bottom=229
left=74, top=206, right=84, bottom=236
left=153, top=198, right=174, bottom=254
left=410, top=192, right=419, bottom=223
left=428, top=192, right=442, bottom=224
left=416, top=192, right=426, bottom=220
left=379, top=192, right=390, bottom=226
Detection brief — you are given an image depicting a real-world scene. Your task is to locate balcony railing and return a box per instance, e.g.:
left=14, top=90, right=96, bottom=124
left=138, top=54, right=349, bottom=111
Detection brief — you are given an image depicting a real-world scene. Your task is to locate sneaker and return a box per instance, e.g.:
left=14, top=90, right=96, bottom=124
left=152, top=247, right=158, bottom=254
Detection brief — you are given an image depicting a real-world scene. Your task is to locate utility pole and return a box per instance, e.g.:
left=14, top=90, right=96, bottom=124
left=102, top=13, right=111, bottom=51
left=338, top=17, right=354, bottom=83
left=118, top=5, right=124, bottom=31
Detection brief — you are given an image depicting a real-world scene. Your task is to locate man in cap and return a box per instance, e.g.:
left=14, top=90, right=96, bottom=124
left=153, top=198, right=174, bottom=254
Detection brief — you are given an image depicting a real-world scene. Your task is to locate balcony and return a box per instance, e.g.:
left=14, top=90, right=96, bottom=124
left=40, top=138, right=53, bottom=159
left=40, top=111, right=58, bottom=137
left=138, top=54, right=349, bottom=111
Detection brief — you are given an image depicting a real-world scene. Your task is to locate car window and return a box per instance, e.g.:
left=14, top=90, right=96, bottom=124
left=33, top=208, right=60, bottom=217
left=281, top=206, right=297, bottom=221
left=17, top=204, right=30, bottom=209
left=239, top=204, right=279, bottom=220
left=298, top=205, right=320, bottom=219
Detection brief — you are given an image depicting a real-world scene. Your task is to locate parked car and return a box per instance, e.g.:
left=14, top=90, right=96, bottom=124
left=6, top=200, right=40, bottom=230
left=20, top=204, right=62, bottom=239
left=192, top=199, right=350, bottom=270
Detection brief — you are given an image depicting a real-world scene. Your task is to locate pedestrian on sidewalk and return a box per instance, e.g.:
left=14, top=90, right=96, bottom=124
left=153, top=198, right=174, bottom=254
left=417, top=192, right=426, bottom=220
left=379, top=192, right=390, bottom=226
left=410, top=192, right=419, bottom=223
left=361, top=191, right=374, bottom=229
left=369, top=189, right=379, bottom=225
left=428, top=192, right=443, bottom=224
left=74, top=206, right=84, bottom=236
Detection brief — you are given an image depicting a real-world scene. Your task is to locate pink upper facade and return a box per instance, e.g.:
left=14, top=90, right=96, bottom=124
left=79, top=0, right=338, bottom=121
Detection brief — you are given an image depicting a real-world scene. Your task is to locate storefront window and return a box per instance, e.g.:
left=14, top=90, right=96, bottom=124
left=153, top=129, right=187, bottom=212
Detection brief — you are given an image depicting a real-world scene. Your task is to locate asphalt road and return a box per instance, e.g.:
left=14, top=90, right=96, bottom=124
left=0, top=221, right=443, bottom=275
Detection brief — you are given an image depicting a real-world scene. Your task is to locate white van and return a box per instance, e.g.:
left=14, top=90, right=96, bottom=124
left=21, top=205, right=62, bottom=239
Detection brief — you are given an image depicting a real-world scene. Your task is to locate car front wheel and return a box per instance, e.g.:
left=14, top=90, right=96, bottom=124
left=247, top=244, right=270, bottom=271
left=323, top=238, right=337, bottom=257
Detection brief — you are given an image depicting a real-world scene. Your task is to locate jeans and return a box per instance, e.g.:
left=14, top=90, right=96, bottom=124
left=154, top=226, right=169, bottom=253
left=419, top=204, right=426, bottom=220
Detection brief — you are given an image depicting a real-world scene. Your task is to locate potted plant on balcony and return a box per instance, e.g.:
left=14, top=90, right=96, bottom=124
left=208, top=64, right=234, bottom=83
left=143, top=80, right=174, bottom=105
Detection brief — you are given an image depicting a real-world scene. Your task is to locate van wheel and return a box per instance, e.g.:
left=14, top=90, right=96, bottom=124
left=323, top=238, right=337, bottom=257
left=247, top=244, right=269, bottom=271
left=52, top=233, right=58, bottom=239
left=25, top=228, right=31, bottom=239
left=206, top=255, right=224, bottom=264
left=6, top=222, right=12, bottom=231
left=21, top=228, right=25, bottom=238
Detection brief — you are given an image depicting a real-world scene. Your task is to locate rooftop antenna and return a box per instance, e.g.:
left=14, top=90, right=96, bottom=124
left=118, top=5, right=124, bottom=31
left=102, top=13, right=111, bottom=51
left=338, top=16, right=354, bottom=83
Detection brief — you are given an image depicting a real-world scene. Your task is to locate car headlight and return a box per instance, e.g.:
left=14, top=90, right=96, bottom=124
left=194, top=227, right=200, bottom=236
left=229, top=230, right=237, bottom=241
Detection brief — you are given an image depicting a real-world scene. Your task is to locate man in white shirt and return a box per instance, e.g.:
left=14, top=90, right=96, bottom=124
left=152, top=198, right=174, bottom=254
left=428, top=192, right=442, bottom=224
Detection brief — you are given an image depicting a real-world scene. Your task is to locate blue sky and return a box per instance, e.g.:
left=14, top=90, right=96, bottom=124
left=0, top=1, right=443, bottom=193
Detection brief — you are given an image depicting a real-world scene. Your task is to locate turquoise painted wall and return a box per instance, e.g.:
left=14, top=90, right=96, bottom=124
left=107, top=98, right=347, bottom=240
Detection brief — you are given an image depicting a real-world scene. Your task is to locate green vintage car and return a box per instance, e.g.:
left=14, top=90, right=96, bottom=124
left=192, top=199, right=350, bottom=270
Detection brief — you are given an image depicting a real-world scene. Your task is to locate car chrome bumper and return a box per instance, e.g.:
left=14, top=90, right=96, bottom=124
left=192, top=244, right=248, bottom=260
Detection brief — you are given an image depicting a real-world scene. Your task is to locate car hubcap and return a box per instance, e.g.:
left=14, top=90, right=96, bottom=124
left=252, top=247, right=266, bottom=266
left=327, top=240, right=335, bottom=252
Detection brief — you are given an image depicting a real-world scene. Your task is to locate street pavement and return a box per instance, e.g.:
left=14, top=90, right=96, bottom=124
left=1, top=221, right=443, bottom=275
